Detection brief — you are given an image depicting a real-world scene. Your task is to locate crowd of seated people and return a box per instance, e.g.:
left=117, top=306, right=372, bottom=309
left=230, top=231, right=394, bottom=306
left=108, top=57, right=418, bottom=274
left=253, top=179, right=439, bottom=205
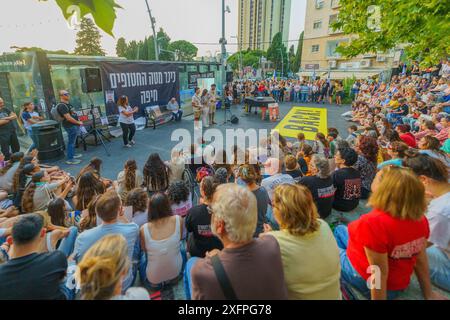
left=0, top=72, right=449, bottom=300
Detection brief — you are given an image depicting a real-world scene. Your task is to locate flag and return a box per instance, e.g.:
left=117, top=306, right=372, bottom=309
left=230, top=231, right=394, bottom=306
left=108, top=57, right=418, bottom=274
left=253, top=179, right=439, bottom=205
left=273, top=70, right=277, bottom=81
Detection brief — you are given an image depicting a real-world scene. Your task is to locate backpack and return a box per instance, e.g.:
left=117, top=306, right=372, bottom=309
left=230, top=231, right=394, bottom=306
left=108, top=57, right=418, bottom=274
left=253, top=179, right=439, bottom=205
left=51, top=103, right=65, bottom=122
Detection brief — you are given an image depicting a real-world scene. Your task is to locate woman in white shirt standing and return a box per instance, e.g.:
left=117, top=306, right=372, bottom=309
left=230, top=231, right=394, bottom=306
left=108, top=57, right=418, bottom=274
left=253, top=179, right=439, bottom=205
left=139, top=192, right=185, bottom=290
left=117, top=95, right=139, bottom=148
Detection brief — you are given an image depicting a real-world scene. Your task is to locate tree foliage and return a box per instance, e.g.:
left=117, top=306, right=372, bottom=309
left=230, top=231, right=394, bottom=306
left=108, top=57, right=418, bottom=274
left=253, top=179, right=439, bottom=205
left=115, top=37, right=127, bottom=57
left=41, top=0, right=122, bottom=36
left=74, top=17, right=105, bottom=56
left=332, top=0, right=450, bottom=66
left=168, top=40, right=198, bottom=61
left=12, top=46, right=70, bottom=55
left=227, top=50, right=266, bottom=71
left=267, top=32, right=289, bottom=76
left=293, top=31, right=303, bottom=73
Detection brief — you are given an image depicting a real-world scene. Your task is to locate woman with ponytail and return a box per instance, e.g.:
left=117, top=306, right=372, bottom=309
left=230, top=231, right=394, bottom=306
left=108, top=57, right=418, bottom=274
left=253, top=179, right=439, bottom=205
left=77, top=234, right=149, bottom=300
left=78, top=195, right=101, bottom=232
left=117, top=159, right=143, bottom=202
left=0, top=152, right=24, bottom=193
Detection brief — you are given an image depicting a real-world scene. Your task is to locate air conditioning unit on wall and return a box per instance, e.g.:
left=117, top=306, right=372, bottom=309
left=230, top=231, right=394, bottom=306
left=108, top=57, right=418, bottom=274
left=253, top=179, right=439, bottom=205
left=360, top=60, right=372, bottom=68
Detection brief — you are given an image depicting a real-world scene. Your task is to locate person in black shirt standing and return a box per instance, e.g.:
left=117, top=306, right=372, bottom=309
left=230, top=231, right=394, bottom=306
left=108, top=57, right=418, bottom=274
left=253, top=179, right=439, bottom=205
left=0, top=214, right=68, bottom=300
left=332, top=147, right=361, bottom=212
left=0, top=97, right=20, bottom=161
left=55, top=90, right=83, bottom=165
left=299, top=155, right=335, bottom=219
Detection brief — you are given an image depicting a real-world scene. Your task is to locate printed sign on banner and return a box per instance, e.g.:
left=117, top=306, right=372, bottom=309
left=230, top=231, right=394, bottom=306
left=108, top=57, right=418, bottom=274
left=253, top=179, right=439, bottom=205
left=100, top=62, right=180, bottom=117
left=274, top=106, right=328, bottom=140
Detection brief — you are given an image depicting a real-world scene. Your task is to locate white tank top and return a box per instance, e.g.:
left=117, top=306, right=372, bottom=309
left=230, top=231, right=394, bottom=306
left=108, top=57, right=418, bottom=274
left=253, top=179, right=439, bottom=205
left=143, top=215, right=182, bottom=285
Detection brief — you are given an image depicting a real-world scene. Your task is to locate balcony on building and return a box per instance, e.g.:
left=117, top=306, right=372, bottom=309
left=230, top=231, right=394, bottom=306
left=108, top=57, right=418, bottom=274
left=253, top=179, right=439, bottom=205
left=331, top=0, right=340, bottom=9
left=326, top=39, right=347, bottom=60
left=328, top=14, right=343, bottom=35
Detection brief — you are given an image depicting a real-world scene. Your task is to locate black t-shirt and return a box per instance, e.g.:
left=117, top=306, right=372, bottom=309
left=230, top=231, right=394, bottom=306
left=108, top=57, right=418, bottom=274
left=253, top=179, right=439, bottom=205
left=252, top=187, right=269, bottom=237
left=299, top=175, right=335, bottom=219
left=332, top=167, right=361, bottom=212
left=0, top=251, right=67, bottom=300
left=0, top=107, right=15, bottom=133
left=57, top=102, right=78, bottom=129
left=283, top=169, right=303, bottom=181
left=185, top=204, right=223, bottom=258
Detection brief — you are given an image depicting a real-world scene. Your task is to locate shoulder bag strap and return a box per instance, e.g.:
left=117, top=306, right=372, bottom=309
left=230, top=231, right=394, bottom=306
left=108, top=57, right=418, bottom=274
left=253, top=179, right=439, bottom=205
left=211, top=255, right=238, bottom=300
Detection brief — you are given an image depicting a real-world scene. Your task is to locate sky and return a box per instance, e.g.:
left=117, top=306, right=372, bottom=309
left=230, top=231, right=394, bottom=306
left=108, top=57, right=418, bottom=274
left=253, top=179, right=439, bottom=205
left=0, top=0, right=306, bottom=57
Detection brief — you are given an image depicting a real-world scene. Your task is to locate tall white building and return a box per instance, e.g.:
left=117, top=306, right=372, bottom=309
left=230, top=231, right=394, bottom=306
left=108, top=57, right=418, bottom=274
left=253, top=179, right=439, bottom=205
left=238, top=0, right=292, bottom=51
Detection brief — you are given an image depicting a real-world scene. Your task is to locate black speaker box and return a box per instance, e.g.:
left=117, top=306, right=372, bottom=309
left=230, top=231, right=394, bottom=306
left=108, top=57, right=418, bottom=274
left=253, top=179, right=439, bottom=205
left=80, top=68, right=103, bottom=93
left=226, top=71, right=233, bottom=83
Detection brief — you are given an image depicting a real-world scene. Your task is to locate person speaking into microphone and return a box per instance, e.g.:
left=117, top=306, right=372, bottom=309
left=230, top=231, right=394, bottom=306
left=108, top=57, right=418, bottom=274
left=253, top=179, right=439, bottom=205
left=117, top=95, right=139, bottom=148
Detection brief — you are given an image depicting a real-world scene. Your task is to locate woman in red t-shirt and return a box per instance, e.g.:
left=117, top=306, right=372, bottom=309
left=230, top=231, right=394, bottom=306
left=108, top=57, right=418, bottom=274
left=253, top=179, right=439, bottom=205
left=334, top=166, right=443, bottom=300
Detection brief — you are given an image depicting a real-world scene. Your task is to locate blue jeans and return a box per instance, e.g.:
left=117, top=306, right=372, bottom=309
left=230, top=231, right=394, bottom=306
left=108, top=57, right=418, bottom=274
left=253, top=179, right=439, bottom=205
left=334, top=225, right=402, bottom=300
left=184, top=257, right=200, bottom=300
left=64, top=126, right=79, bottom=160
left=27, top=128, right=37, bottom=153
left=57, top=226, right=77, bottom=257
left=301, top=93, right=308, bottom=103
left=427, top=245, right=450, bottom=292
left=139, top=241, right=187, bottom=291
left=172, top=110, right=183, bottom=122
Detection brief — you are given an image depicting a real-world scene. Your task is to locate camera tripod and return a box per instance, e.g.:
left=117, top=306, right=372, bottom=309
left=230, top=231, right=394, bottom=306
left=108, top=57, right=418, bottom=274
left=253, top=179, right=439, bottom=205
left=84, top=95, right=111, bottom=156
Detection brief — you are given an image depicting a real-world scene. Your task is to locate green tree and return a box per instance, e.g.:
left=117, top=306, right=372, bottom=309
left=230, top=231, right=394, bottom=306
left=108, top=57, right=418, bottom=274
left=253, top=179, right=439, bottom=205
left=12, top=46, right=70, bottom=55
left=293, top=31, right=303, bottom=73
left=116, top=37, right=127, bottom=57
left=267, top=32, right=288, bottom=76
left=156, top=28, right=173, bottom=61
left=125, top=40, right=139, bottom=60
left=288, top=45, right=296, bottom=73
left=228, top=50, right=266, bottom=71
left=168, top=40, right=198, bottom=61
left=332, top=0, right=450, bottom=66
left=74, top=17, right=105, bottom=56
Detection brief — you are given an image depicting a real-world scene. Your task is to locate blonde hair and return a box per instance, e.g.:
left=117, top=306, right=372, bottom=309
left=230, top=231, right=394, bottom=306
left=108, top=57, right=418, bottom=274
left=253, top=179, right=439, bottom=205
left=211, top=183, right=257, bottom=243
left=77, top=234, right=129, bottom=300
left=368, top=166, right=426, bottom=220
left=273, top=184, right=320, bottom=236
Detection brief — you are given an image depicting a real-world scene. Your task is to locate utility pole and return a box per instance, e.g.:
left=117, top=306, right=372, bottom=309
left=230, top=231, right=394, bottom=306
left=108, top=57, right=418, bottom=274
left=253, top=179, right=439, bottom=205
left=279, top=48, right=284, bottom=78
left=220, top=0, right=230, bottom=94
left=144, top=0, right=159, bottom=60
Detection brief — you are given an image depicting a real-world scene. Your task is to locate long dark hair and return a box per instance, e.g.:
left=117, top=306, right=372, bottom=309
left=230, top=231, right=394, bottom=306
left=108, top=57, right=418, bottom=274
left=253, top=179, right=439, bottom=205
left=75, top=172, right=106, bottom=210
left=12, top=156, right=33, bottom=193
left=79, top=195, right=100, bottom=232
left=124, top=160, right=137, bottom=192
left=47, top=198, right=67, bottom=227
left=143, top=153, right=171, bottom=192
left=0, top=152, right=24, bottom=176
left=77, top=157, right=103, bottom=181
left=148, top=192, right=172, bottom=222
left=21, top=171, right=45, bottom=213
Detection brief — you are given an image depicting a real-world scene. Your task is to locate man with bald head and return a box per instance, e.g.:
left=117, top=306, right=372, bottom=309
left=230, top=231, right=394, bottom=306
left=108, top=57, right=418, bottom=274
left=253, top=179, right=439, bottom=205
left=0, top=97, right=20, bottom=160
left=55, top=90, right=83, bottom=165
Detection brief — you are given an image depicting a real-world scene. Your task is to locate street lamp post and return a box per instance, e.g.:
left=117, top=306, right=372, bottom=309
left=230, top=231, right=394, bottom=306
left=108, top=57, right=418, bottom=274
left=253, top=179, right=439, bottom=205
left=220, top=0, right=230, bottom=95
left=144, top=0, right=159, bottom=61
left=279, top=48, right=284, bottom=78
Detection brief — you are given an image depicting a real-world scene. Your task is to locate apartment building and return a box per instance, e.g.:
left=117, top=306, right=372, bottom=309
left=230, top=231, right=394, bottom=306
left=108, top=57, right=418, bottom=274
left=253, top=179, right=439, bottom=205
left=238, top=0, right=291, bottom=51
left=300, top=0, right=400, bottom=80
